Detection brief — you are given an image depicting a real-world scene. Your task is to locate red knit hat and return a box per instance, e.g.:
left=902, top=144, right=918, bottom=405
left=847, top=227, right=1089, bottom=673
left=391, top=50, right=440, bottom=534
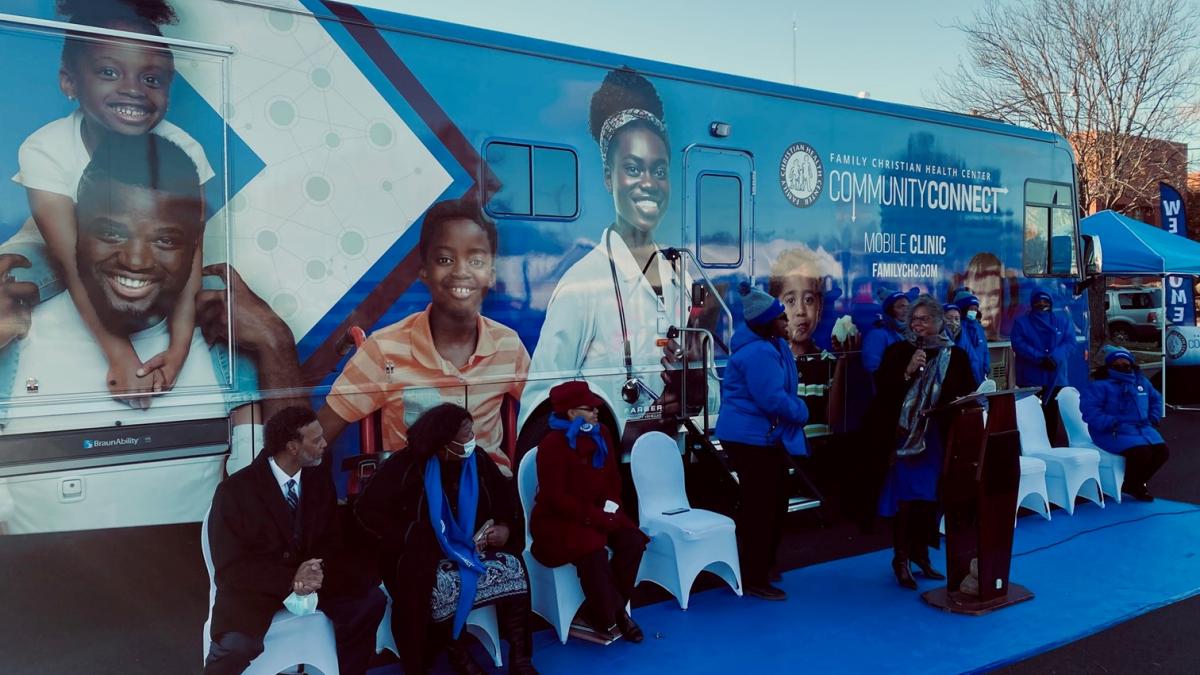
left=549, top=381, right=603, bottom=415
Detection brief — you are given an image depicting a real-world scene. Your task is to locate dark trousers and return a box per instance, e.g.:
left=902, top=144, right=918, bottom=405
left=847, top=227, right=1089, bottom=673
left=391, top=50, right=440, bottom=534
left=723, top=441, right=790, bottom=587
left=204, top=586, right=386, bottom=675
left=1123, top=443, right=1170, bottom=490
left=574, top=527, right=647, bottom=630
left=1039, top=385, right=1065, bottom=445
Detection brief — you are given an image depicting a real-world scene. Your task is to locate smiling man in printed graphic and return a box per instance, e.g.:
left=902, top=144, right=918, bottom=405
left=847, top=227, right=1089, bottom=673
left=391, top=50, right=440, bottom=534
left=0, top=133, right=305, bottom=534
left=4, top=133, right=221, bottom=421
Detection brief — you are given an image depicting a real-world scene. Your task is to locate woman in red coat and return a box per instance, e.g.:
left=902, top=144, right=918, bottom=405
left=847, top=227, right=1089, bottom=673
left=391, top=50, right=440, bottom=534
left=530, top=381, right=649, bottom=642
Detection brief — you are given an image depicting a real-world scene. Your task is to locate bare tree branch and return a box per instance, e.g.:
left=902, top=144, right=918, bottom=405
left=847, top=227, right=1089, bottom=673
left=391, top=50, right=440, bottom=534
left=931, top=0, right=1200, bottom=214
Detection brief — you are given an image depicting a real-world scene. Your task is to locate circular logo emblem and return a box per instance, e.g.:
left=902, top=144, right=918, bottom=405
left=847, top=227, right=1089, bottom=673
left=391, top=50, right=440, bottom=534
left=779, top=142, right=823, bottom=208
left=1166, top=328, right=1188, bottom=361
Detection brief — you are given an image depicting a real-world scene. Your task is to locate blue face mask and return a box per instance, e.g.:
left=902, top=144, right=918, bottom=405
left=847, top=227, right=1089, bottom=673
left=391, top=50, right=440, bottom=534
left=966, top=310, right=978, bottom=321
left=448, top=437, right=476, bottom=459
left=284, top=589, right=318, bottom=616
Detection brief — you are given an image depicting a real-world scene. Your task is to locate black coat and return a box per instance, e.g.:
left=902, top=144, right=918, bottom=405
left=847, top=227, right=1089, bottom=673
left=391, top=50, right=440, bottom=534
left=354, top=450, right=522, bottom=675
left=207, top=454, right=348, bottom=641
left=869, top=340, right=977, bottom=459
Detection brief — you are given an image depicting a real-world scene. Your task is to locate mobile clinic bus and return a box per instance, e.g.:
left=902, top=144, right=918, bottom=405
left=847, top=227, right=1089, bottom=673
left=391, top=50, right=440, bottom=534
left=0, top=0, right=1086, bottom=648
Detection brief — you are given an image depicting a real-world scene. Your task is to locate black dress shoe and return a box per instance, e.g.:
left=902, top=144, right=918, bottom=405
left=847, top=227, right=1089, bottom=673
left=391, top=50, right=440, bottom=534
left=768, top=569, right=783, bottom=583
left=745, top=583, right=788, bottom=601
left=912, top=557, right=946, bottom=581
left=892, top=557, right=918, bottom=590
left=615, top=610, right=644, bottom=643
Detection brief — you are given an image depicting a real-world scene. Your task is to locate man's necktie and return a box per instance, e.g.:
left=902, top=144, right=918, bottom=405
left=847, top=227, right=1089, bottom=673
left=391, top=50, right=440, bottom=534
left=285, top=478, right=299, bottom=514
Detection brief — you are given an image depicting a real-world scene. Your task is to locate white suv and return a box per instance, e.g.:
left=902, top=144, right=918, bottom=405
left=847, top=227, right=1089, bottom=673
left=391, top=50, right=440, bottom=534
left=1105, top=288, right=1163, bottom=346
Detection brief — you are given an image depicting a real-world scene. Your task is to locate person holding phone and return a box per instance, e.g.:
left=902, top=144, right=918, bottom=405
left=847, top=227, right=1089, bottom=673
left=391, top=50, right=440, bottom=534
left=529, top=381, right=649, bottom=642
left=355, top=404, right=537, bottom=675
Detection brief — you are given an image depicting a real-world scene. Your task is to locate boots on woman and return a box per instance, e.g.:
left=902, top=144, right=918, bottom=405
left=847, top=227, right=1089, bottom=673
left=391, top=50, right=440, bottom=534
left=892, top=502, right=918, bottom=590
left=499, top=596, right=539, bottom=675
left=909, top=502, right=945, bottom=580
left=446, top=636, right=487, bottom=675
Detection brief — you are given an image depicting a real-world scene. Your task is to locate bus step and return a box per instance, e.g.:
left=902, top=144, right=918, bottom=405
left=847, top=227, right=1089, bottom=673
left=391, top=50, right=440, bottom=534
left=788, top=496, right=822, bottom=513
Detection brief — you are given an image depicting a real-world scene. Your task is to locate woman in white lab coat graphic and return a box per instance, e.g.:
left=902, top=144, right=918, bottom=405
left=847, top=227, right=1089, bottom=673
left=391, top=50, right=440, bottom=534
left=520, top=68, right=693, bottom=450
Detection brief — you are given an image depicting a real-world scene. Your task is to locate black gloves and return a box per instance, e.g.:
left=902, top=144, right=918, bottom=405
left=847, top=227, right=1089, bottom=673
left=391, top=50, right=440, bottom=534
left=1039, top=356, right=1056, bottom=371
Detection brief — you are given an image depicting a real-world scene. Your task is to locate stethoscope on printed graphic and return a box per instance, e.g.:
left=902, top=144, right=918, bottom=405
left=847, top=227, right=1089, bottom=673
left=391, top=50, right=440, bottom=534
left=606, top=227, right=672, bottom=405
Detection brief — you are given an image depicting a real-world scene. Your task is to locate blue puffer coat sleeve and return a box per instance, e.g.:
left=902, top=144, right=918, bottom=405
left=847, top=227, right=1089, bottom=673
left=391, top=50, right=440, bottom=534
left=1080, top=371, right=1164, bottom=453
left=862, top=322, right=901, bottom=375
left=956, top=319, right=990, bottom=386
left=716, top=326, right=809, bottom=447
left=1011, top=310, right=1073, bottom=389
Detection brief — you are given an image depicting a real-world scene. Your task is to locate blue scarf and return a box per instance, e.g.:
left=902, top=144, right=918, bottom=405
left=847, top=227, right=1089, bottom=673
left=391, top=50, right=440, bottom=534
left=424, top=454, right=485, bottom=638
left=548, top=414, right=608, bottom=468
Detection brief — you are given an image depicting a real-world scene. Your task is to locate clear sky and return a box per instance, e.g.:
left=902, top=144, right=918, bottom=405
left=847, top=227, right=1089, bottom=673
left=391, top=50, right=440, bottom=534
left=357, top=0, right=989, bottom=109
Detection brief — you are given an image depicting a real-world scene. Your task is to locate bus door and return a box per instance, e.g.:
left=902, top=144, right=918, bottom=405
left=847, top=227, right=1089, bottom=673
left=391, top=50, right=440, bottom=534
left=682, top=145, right=753, bottom=358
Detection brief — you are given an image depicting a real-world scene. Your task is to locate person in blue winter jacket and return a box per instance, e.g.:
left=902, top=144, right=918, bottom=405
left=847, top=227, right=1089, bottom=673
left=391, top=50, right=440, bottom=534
left=862, top=290, right=913, bottom=376
left=1011, top=290, right=1074, bottom=400
left=716, top=282, right=808, bottom=602
left=951, top=289, right=990, bottom=388
left=1080, top=348, right=1169, bottom=502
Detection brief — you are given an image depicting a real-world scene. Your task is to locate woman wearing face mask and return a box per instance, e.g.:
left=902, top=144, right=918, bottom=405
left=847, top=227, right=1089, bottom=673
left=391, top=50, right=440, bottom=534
left=355, top=404, right=537, bottom=675
left=1081, top=349, right=1169, bottom=502
left=872, top=295, right=974, bottom=590
left=862, top=290, right=912, bottom=377
left=951, top=289, right=990, bottom=388
left=530, top=381, right=649, bottom=641
left=943, top=304, right=963, bottom=341
left=521, top=68, right=693, bottom=448
left=1011, top=290, right=1073, bottom=402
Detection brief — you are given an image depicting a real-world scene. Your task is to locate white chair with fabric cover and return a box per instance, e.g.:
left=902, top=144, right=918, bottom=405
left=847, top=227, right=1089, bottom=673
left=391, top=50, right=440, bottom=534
left=201, top=508, right=341, bottom=675
left=1014, top=395, right=1104, bottom=514
left=517, top=448, right=587, bottom=643
left=1015, top=456, right=1052, bottom=522
left=630, top=431, right=742, bottom=610
left=969, top=405, right=1050, bottom=526
left=374, top=585, right=502, bottom=667
left=1057, top=386, right=1126, bottom=503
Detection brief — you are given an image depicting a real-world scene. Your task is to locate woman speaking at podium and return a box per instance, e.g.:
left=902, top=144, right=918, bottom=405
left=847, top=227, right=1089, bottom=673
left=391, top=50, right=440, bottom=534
left=870, top=294, right=975, bottom=590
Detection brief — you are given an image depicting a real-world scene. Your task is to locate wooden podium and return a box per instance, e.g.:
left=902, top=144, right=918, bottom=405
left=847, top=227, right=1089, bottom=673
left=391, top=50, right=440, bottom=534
left=922, top=388, right=1039, bottom=615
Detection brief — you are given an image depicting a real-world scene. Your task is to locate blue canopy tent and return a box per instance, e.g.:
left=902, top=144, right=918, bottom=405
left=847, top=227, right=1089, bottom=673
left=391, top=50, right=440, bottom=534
left=1080, top=210, right=1200, bottom=275
left=1080, top=209, right=1200, bottom=411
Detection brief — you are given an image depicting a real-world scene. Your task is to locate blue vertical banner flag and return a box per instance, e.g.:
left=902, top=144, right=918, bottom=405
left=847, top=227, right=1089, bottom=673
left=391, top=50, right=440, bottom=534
left=1159, top=182, right=1195, bottom=326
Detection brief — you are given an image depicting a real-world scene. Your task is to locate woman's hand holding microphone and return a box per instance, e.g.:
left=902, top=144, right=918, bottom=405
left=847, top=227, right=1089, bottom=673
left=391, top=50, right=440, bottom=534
left=905, top=349, right=927, bottom=379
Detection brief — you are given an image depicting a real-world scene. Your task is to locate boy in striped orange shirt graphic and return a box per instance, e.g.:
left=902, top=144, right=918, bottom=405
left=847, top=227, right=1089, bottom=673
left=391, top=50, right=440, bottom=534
left=317, top=197, right=530, bottom=477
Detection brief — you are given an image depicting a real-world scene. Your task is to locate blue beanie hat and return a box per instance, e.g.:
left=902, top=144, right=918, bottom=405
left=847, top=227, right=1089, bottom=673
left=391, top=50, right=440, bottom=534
left=943, top=303, right=960, bottom=315
left=1104, top=347, right=1135, bottom=367
left=739, top=281, right=785, bottom=327
left=881, top=291, right=908, bottom=315
left=952, top=288, right=980, bottom=312
left=1031, top=290, right=1052, bottom=306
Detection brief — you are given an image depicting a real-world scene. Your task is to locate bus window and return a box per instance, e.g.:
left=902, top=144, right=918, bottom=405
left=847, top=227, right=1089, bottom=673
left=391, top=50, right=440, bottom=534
left=484, top=141, right=578, bottom=219
left=1023, top=180, right=1077, bottom=276
left=533, top=146, right=578, bottom=218
left=485, top=142, right=532, bottom=216
left=697, top=172, right=743, bottom=266
left=685, top=146, right=752, bottom=269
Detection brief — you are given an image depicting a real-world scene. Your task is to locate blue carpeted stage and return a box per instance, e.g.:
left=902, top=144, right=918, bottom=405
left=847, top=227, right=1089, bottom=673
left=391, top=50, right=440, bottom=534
left=372, top=499, right=1200, bottom=674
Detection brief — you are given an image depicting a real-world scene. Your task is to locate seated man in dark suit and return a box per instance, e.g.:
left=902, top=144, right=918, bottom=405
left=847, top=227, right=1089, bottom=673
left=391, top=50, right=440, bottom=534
left=204, top=406, right=386, bottom=675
